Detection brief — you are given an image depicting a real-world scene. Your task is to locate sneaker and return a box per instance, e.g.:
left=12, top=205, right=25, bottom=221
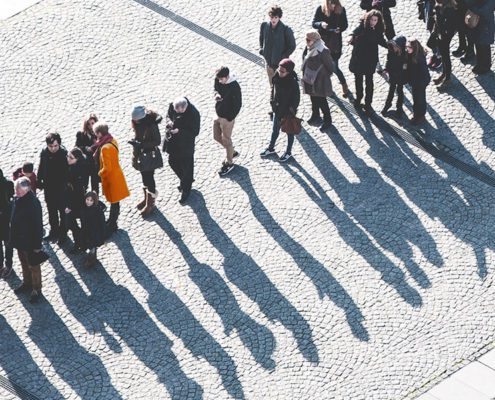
left=233, top=150, right=240, bottom=159
left=14, top=283, right=31, bottom=294
left=260, top=148, right=276, bottom=157
left=279, top=152, right=293, bottom=162
left=29, top=290, right=41, bottom=304
left=1, top=266, right=13, bottom=279
left=219, top=163, right=235, bottom=177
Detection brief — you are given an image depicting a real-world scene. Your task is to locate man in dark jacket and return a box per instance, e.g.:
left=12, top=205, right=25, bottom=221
left=10, top=177, right=44, bottom=303
left=260, top=58, right=300, bottom=162
left=259, top=5, right=296, bottom=87
left=164, top=97, right=201, bottom=204
left=361, top=0, right=397, bottom=39
left=465, top=0, right=495, bottom=74
left=213, top=66, right=242, bottom=177
left=37, top=132, right=68, bottom=244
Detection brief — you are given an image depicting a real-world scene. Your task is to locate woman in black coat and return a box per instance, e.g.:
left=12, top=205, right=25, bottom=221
left=80, top=191, right=106, bottom=268
left=406, top=39, right=431, bottom=124
left=382, top=35, right=408, bottom=117
left=349, top=10, right=388, bottom=115
left=75, top=113, right=99, bottom=193
left=0, top=169, right=14, bottom=277
left=65, top=148, right=89, bottom=253
left=312, top=0, right=350, bottom=97
left=432, top=0, right=461, bottom=88
left=130, top=106, right=163, bottom=216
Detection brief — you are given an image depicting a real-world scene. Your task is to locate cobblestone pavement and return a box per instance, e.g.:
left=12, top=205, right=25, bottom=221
left=0, top=0, right=494, bottom=399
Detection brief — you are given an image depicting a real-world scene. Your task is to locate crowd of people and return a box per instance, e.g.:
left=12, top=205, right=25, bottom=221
left=0, top=1, right=493, bottom=303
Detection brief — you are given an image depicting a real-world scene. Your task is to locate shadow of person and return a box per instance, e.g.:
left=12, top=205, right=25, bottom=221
left=187, top=191, right=320, bottom=364
left=15, top=289, right=123, bottom=400
left=114, top=231, right=244, bottom=400
left=151, top=210, right=276, bottom=370
left=335, top=97, right=494, bottom=279
left=50, top=249, right=203, bottom=400
left=0, top=314, right=63, bottom=399
left=226, top=166, right=369, bottom=342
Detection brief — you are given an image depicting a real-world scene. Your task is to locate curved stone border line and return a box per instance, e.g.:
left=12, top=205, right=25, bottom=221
left=132, top=0, right=495, bottom=189
left=0, top=375, right=41, bottom=400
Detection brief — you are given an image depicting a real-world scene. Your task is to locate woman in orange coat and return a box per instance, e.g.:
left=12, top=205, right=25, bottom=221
left=92, top=122, right=130, bottom=236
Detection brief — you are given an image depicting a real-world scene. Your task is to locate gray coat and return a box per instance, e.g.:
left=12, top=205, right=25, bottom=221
left=466, top=0, right=495, bottom=45
left=301, top=44, right=334, bottom=97
left=259, top=21, right=296, bottom=69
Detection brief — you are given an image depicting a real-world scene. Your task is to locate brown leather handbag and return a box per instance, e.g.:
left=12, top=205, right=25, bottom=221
left=465, top=10, right=480, bottom=29
left=280, top=115, right=302, bottom=135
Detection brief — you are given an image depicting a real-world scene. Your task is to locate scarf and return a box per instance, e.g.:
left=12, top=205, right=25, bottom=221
left=91, top=133, right=114, bottom=161
left=303, top=39, right=326, bottom=65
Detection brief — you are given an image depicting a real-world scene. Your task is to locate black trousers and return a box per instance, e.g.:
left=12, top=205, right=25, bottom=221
left=438, top=36, right=454, bottom=79
left=310, top=96, right=331, bottom=121
left=385, top=81, right=404, bottom=110
left=141, top=170, right=156, bottom=193
left=169, top=153, right=194, bottom=193
left=475, top=43, right=492, bottom=71
left=411, top=84, right=427, bottom=119
left=108, top=202, right=120, bottom=227
left=45, top=189, right=66, bottom=236
left=66, top=212, right=81, bottom=246
left=354, top=73, right=374, bottom=106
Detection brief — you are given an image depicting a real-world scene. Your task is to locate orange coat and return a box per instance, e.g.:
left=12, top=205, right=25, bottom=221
left=98, top=139, right=130, bottom=203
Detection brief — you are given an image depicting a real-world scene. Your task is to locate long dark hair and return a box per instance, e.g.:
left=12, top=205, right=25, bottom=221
left=408, top=39, right=427, bottom=63
left=363, top=9, right=385, bottom=32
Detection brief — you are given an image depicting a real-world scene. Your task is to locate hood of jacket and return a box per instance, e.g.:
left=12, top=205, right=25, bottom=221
left=391, top=35, right=406, bottom=52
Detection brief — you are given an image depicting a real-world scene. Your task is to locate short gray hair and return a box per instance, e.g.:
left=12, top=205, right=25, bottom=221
left=15, top=176, right=31, bottom=192
left=93, top=121, right=109, bottom=136
left=173, top=97, right=188, bottom=110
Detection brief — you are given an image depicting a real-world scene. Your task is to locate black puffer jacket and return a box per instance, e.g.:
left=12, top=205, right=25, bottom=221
left=9, top=191, right=43, bottom=251
left=385, top=35, right=407, bottom=84
left=165, top=99, right=201, bottom=157
left=271, top=71, right=300, bottom=117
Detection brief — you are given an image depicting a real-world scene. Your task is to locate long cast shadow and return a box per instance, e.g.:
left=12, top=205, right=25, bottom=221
left=188, top=191, right=320, bottom=363
left=51, top=249, right=203, bottom=400
left=227, top=166, right=369, bottom=341
left=292, top=127, right=425, bottom=307
left=151, top=210, right=276, bottom=370
left=114, top=231, right=245, bottom=400
left=0, top=314, right=62, bottom=399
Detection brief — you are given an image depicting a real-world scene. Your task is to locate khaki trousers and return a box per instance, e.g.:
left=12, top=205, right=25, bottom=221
left=18, top=250, right=42, bottom=291
left=213, top=117, right=235, bottom=164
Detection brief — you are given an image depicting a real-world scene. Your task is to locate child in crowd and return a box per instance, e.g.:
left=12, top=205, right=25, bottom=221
left=80, top=191, right=106, bottom=268
left=13, top=162, right=37, bottom=194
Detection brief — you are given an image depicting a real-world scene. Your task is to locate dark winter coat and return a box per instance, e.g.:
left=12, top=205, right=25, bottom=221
left=433, top=5, right=461, bottom=42
left=271, top=71, right=300, bottom=117
left=38, top=147, right=68, bottom=191
left=214, top=77, right=242, bottom=121
left=385, top=35, right=408, bottom=84
left=312, top=6, right=349, bottom=55
left=76, top=131, right=97, bottom=158
left=165, top=99, right=201, bottom=157
left=0, top=172, right=14, bottom=241
left=9, top=191, right=43, bottom=251
left=465, top=0, right=495, bottom=45
left=406, top=52, right=431, bottom=88
left=349, top=22, right=388, bottom=75
left=66, top=161, right=89, bottom=218
left=80, top=203, right=105, bottom=250
left=259, top=21, right=296, bottom=68
left=132, top=112, right=163, bottom=172
left=360, top=0, right=396, bottom=37
left=302, top=42, right=335, bottom=97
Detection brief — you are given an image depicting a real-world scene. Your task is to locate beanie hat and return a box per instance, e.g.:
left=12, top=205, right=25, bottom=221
left=306, top=31, right=321, bottom=42
left=278, top=58, right=295, bottom=73
left=131, top=106, right=146, bottom=121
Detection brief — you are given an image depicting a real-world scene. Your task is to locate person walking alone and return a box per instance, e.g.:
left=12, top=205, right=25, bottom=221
left=213, top=66, right=242, bottom=177
left=130, top=106, right=163, bottom=216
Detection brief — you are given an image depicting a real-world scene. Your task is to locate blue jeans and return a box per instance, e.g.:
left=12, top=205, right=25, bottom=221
left=269, top=115, right=295, bottom=154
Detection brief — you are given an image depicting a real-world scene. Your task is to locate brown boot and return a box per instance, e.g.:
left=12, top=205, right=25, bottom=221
left=342, top=83, right=350, bottom=98
left=140, top=190, right=157, bottom=217
left=136, top=187, right=147, bottom=210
